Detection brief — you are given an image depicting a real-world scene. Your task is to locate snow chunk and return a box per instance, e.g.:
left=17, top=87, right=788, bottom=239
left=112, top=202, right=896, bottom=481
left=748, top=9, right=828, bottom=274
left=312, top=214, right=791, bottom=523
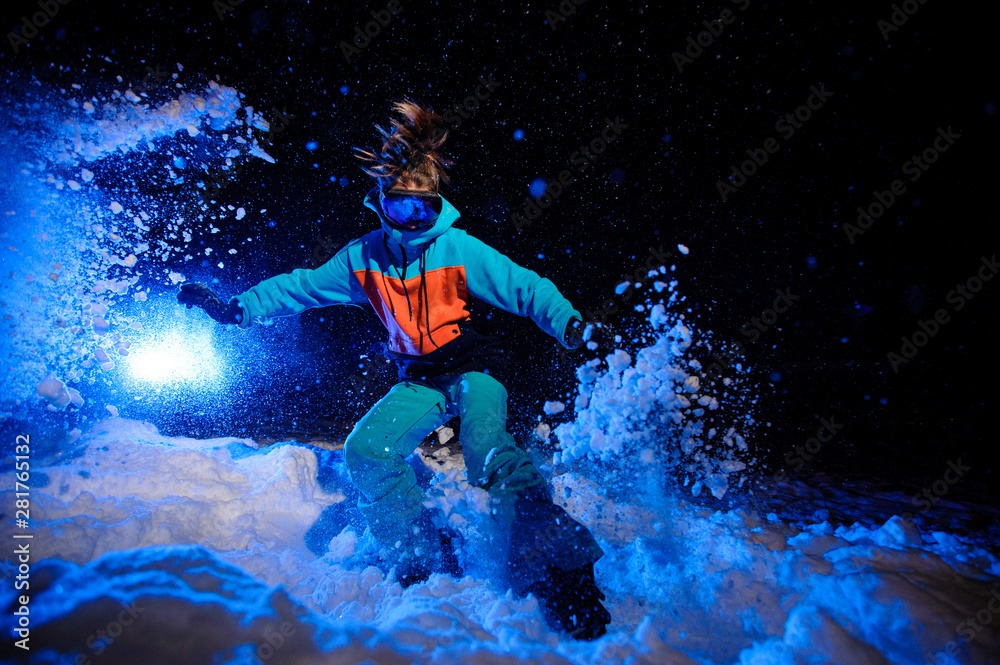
left=36, top=373, right=72, bottom=410
left=543, top=401, right=565, bottom=415
left=872, top=515, right=922, bottom=548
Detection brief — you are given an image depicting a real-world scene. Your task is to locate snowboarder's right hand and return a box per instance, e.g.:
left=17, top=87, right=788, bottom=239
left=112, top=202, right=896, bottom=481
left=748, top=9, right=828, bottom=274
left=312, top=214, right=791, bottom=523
left=177, top=283, right=243, bottom=325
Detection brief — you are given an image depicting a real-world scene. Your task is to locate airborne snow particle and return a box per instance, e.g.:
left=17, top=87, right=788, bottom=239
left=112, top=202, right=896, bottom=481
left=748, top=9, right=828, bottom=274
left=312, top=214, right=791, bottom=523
left=36, top=373, right=72, bottom=410
left=235, top=207, right=246, bottom=220
left=513, top=129, right=525, bottom=141
left=529, top=178, right=547, bottom=198
left=677, top=244, right=689, bottom=255
left=110, top=202, right=124, bottom=214
left=543, top=401, right=565, bottom=415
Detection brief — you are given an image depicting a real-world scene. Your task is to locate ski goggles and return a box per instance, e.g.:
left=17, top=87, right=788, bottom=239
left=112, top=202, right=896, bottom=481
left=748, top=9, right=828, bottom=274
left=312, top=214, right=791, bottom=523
left=379, top=188, right=442, bottom=231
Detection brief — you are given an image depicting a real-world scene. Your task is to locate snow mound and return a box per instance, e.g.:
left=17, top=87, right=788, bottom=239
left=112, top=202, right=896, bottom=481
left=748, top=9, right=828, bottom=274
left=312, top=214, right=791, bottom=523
left=2, top=418, right=998, bottom=664
left=3, top=418, right=340, bottom=563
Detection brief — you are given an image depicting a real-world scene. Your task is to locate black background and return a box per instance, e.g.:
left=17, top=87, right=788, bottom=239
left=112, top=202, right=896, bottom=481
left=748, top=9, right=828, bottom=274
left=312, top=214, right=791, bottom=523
left=1, top=0, right=997, bottom=507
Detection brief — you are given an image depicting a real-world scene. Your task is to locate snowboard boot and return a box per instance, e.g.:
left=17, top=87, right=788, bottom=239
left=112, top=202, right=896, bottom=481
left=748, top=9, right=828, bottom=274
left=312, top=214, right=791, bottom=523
left=506, top=484, right=605, bottom=594
left=526, top=561, right=611, bottom=640
left=505, top=484, right=610, bottom=638
left=394, top=510, right=464, bottom=589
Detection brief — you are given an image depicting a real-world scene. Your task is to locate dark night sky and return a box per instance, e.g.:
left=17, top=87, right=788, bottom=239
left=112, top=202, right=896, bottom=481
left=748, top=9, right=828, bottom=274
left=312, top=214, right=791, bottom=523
left=2, top=0, right=997, bottom=505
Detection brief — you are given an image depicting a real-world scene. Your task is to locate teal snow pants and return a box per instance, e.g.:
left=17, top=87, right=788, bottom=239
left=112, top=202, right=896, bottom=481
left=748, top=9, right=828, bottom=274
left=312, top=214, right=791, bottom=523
left=343, top=371, right=545, bottom=562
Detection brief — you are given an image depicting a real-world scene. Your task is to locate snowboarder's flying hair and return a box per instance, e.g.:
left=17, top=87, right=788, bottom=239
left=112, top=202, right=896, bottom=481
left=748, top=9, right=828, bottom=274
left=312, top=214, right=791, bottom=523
left=353, top=98, right=453, bottom=192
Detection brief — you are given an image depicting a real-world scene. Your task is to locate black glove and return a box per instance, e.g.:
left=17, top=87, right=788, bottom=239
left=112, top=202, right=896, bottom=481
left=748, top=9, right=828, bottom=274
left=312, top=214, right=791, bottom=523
left=564, top=318, right=585, bottom=349
left=177, top=283, right=244, bottom=325
left=564, top=318, right=615, bottom=351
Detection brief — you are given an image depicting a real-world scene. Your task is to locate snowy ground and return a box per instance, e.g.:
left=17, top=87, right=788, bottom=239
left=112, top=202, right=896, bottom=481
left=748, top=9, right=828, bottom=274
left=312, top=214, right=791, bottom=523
left=2, top=417, right=998, bottom=665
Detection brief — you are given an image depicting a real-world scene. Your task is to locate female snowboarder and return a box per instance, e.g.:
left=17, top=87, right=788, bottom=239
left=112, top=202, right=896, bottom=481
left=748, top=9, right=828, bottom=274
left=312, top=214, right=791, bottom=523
left=177, top=99, right=610, bottom=639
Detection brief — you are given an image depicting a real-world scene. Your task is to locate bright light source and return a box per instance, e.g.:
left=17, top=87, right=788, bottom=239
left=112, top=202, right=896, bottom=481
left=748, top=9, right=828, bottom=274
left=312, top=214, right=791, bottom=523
left=128, top=330, right=221, bottom=384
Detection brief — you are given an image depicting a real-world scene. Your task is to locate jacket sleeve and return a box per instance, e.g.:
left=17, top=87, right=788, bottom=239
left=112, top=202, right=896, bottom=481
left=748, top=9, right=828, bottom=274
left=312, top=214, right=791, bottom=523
left=457, top=231, right=581, bottom=347
left=232, top=246, right=360, bottom=328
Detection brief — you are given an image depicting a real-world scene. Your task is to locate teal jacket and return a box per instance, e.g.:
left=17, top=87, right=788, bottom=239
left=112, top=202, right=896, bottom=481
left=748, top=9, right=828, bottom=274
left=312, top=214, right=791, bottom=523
left=234, top=190, right=580, bottom=375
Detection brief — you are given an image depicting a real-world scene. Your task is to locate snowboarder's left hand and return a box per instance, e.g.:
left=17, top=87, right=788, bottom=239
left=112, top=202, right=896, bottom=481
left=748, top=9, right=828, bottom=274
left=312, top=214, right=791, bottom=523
left=564, top=318, right=587, bottom=349
left=177, top=283, right=243, bottom=325
left=566, top=318, right=608, bottom=350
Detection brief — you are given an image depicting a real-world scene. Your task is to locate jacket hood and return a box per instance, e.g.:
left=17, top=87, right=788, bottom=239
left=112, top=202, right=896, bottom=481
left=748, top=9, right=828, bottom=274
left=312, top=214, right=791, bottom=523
left=363, top=186, right=460, bottom=253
